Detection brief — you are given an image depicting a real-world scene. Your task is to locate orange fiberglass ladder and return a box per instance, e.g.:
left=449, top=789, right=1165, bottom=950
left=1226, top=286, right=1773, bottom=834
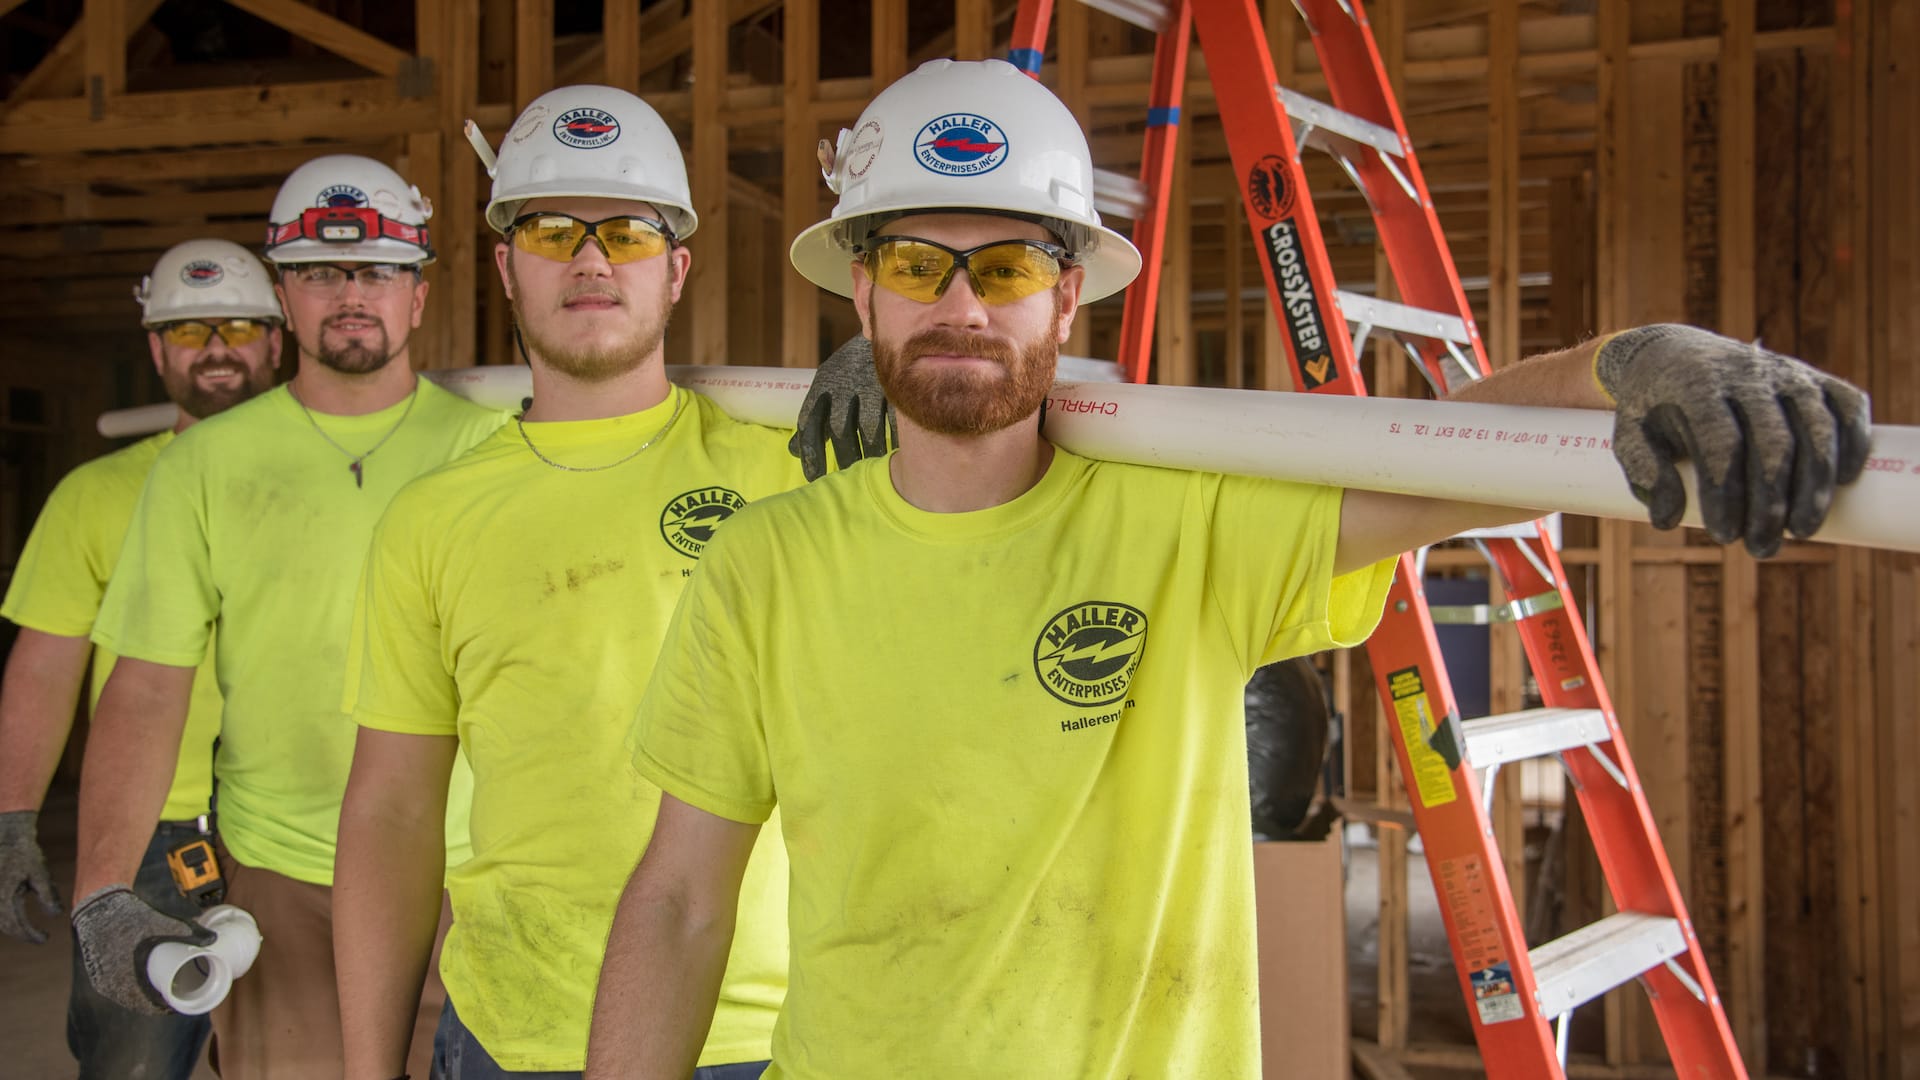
left=1005, top=0, right=1749, bottom=1075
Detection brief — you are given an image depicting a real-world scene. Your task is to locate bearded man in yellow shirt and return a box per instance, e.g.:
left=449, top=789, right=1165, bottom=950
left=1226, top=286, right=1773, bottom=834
left=588, top=60, right=1870, bottom=1078
left=70, top=155, right=507, bottom=1078
left=334, top=87, right=881, bottom=1080
left=0, top=239, right=281, bottom=1079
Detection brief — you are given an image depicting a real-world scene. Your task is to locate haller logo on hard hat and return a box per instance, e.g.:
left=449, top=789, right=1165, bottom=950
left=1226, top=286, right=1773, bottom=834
left=1033, top=600, right=1149, bottom=707
left=660, top=486, right=747, bottom=559
left=555, top=107, right=621, bottom=150
left=180, top=260, right=225, bottom=288
left=914, top=113, right=1008, bottom=176
left=317, top=184, right=369, bottom=208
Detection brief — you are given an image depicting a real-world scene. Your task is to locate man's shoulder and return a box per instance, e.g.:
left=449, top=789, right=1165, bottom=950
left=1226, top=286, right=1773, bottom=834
left=685, top=391, right=798, bottom=458
left=415, top=379, right=512, bottom=437
left=716, top=456, right=875, bottom=541
left=57, top=432, right=169, bottom=499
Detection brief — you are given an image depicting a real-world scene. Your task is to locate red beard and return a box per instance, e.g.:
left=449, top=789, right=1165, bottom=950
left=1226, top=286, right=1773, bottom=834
left=871, top=297, right=1062, bottom=437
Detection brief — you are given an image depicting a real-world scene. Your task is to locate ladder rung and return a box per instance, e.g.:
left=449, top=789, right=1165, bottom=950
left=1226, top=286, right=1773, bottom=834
left=1277, top=85, right=1405, bottom=161
left=1461, top=707, right=1609, bottom=769
left=1531, top=912, right=1688, bottom=1017
left=1093, top=166, right=1149, bottom=220
left=1335, top=291, right=1472, bottom=345
left=1075, top=0, right=1171, bottom=32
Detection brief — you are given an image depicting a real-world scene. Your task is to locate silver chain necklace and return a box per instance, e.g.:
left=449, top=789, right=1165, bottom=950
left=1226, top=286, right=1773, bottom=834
left=288, top=381, right=420, bottom=489
left=516, top=390, right=686, bottom=473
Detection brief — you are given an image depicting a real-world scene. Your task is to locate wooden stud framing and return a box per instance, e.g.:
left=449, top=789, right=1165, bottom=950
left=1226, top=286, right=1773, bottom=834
left=514, top=0, right=554, bottom=111
left=605, top=1, right=642, bottom=91
left=780, top=0, right=820, bottom=367
left=691, top=0, right=730, bottom=366
left=954, top=0, right=995, bottom=61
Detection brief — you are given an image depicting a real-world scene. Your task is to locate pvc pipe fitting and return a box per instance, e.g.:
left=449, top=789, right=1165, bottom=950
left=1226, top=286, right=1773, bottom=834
left=145, top=904, right=262, bottom=1016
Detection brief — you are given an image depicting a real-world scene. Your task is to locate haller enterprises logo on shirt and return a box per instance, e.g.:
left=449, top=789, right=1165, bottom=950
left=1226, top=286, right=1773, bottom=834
left=1033, top=600, right=1149, bottom=708
left=659, top=486, right=746, bottom=559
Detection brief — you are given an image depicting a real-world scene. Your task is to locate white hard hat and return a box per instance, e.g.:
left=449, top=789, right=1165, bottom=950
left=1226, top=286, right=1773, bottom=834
left=264, top=154, right=434, bottom=265
left=470, top=85, right=697, bottom=239
left=790, top=58, right=1141, bottom=302
left=134, top=239, right=284, bottom=327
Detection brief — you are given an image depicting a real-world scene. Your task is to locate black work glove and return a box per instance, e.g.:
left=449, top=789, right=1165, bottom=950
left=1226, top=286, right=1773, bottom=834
left=789, top=335, right=894, bottom=481
left=0, top=810, right=62, bottom=944
left=71, top=885, right=214, bottom=1015
left=1595, top=324, right=1872, bottom=558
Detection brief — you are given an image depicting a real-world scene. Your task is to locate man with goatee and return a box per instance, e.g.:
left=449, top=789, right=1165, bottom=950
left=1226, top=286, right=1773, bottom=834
left=330, top=87, right=836, bottom=1080
left=71, top=155, right=504, bottom=1077
left=0, top=238, right=281, bottom=1080
left=590, top=59, right=1869, bottom=1078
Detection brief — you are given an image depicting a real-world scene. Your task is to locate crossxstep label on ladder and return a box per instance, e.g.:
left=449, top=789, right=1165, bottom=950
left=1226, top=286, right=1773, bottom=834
left=1438, top=854, right=1525, bottom=1025
left=1242, top=153, right=1335, bottom=388
left=1386, top=667, right=1456, bottom=807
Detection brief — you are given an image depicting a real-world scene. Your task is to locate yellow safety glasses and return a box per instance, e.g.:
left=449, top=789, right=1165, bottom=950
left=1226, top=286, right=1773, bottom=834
left=157, top=319, right=271, bottom=348
left=510, top=213, right=676, bottom=265
left=861, top=236, right=1072, bottom=305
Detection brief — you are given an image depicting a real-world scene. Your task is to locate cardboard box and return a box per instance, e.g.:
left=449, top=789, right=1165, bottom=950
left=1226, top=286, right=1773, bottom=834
left=1254, top=833, right=1349, bottom=1078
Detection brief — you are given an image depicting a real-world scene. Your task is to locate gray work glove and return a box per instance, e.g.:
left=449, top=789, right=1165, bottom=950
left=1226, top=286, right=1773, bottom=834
left=1596, top=324, right=1871, bottom=558
left=71, top=884, right=214, bottom=1015
left=789, top=335, right=894, bottom=481
left=0, top=810, right=62, bottom=944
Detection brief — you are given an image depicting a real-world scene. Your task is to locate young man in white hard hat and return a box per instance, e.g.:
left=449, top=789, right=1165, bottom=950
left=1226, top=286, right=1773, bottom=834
left=588, top=58, right=1870, bottom=1077
left=332, top=85, right=810, bottom=1080
left=0, top=238, right=281, bottom=1080
left=69, top=155, right=505, bottom=1078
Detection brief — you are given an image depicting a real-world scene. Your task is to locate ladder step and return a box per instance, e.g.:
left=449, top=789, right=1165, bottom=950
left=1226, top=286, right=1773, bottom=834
left=1075, top=0, right=1171, bottom=33
left=1461, top=707, right=1609, bottom=769
left=1277, top=85, right=1405, bottom=161
left=1335, top=290, right=1473, bottom=345
left=1093, top=166, right=1149, bottom=221
left=1531, top=912, right=1689, bottom=1018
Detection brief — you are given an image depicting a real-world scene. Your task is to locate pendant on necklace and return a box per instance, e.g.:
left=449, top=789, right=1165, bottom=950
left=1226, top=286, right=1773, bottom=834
left=350, top=460, right=364, bottom=488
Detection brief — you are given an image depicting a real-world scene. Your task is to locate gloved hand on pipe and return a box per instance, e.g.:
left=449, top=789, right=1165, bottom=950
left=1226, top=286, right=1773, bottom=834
left=71, top=885, right=214, bottom=1014
left=1595, top=323, right=1872, bottom=558
left=789, top=335, right=894, bottom=481
left=0, top=810, right=62, bottom=944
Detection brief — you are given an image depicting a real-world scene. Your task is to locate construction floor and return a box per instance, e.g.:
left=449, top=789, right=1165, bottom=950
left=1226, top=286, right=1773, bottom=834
left=4, top=785, right=1480, bottom=1079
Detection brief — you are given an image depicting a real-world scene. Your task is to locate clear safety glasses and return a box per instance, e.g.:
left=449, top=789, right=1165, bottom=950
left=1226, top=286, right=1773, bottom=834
left=509, top=213, right=677, bottom=265
left=280, top=263, right=420, bottom=298
left=859, top=236, right=1072, bottom=305
left=156, top=319, right=271, bottom=348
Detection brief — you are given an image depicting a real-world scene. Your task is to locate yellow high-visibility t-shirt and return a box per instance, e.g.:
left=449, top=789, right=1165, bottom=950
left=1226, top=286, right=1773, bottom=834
left=633, top=449, right=1395, bottom=1078
left=92, top=381, right=505, bottom=885
left=350, top=388, right=797, bottom=1070
left=2, top=432, right=222, bottom=822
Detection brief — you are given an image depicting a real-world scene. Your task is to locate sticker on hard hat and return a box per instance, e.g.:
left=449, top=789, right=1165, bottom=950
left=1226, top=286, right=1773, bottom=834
left=555, top=108, right=621, bottom=150
left=318, top=184, right=369, bottom=208
left=914, top=114, right=1008, bottom=176
left=180, top=261, right=225, bottom=288
left=845, top=120, right=884, bottom=179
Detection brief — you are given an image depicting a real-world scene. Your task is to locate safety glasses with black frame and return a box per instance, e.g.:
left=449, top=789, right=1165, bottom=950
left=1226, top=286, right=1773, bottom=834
left=154, top=319, right=274, bottom=349
left=857, top=235, right=1075, bottom=306
left=279, top=263, right=422, bottom=299
left=508, top=212, right=679, bottom=266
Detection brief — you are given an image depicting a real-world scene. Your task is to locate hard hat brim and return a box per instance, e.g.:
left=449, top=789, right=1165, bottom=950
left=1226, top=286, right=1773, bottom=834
left=789, top=208, right=1142, bottom=304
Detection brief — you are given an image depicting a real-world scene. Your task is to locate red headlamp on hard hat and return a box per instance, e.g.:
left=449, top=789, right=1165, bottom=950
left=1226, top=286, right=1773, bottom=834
left=266, top=206, right=432, bottom=253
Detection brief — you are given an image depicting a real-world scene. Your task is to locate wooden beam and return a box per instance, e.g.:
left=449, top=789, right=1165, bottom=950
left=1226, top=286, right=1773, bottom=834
left=9, top=0, right=161, bottom=105
left=515, top=0, right=554, bottom=110
left=1156, top=82, right=1193, bottom=388
left=221, top=0, right=412, bottom=78
left=0, top=79, right=436, bottom=154
left=0, top=186, right=277, bottom=225
left=690, top=0, right=728, bottom=366
left=604, top=0, right=640, bottom=91
left=1222, top=193, right=1243, bottom=389
left=780, top=0, right=818, bottom=368
left=954, top=0, right=994, bottom=61
left=84, top=0, right=126, bottom=104
left=1487, top=0, right=1519, bottom=372
left=871, top=0, right=907, bottom=92
left=10, top=219, right=260, bottom=258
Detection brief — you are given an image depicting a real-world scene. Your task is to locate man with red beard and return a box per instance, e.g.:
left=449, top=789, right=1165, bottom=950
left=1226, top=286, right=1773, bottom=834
left=333, top=87, right=805, bottom=1080
left=71, top=155, right=504, bottom=1077
left=590, top=58, right=1869, bottom=1078
left=0, top=239, right=280, bottom=1079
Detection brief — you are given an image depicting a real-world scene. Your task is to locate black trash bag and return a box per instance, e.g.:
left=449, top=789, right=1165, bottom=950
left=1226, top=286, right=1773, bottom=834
left=1245, top=657, right=1332, bottom=839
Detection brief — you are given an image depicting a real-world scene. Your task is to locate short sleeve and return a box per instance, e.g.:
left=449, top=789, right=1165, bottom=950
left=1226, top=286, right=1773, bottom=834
left=2, top=468, right=107, bottom=637
left=349, top=493, right=458, bottom=735
left=628, top=533, right=776, bottom=825
left=1205, top=475, right=1394, bottom=670
left=92, top=446, right=219, bottom=667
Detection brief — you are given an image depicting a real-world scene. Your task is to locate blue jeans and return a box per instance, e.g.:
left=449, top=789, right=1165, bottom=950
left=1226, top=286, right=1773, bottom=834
left=432, top=1000, right=769, bottom=1080
left=66, top=819, right=214, bottom=1080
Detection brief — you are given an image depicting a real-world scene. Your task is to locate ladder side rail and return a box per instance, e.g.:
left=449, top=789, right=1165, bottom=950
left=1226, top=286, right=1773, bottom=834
left=1188, top=0, right=1367, bottom=395
left=1007, top=0, right=1058, bottom=75
left=1480, top=533, right=1748, bottom=1076
left=1113, top=3, right=1195, bottom=384
left=1295, top=0, right=1489, bottom=390
left=1366, top=553, right=1566, bottom=1069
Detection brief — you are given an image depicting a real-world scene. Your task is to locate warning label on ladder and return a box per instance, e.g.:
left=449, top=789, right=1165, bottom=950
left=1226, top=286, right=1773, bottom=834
left=1438, top=854, right=1525, bottom=1025
left=1386, top=667, right=1457, bottom=808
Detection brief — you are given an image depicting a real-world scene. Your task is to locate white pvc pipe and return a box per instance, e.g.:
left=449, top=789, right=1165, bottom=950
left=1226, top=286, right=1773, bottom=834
left=96, top=364, right=1920, bottom=554
left=144, top=904, right=262, bottom=1016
